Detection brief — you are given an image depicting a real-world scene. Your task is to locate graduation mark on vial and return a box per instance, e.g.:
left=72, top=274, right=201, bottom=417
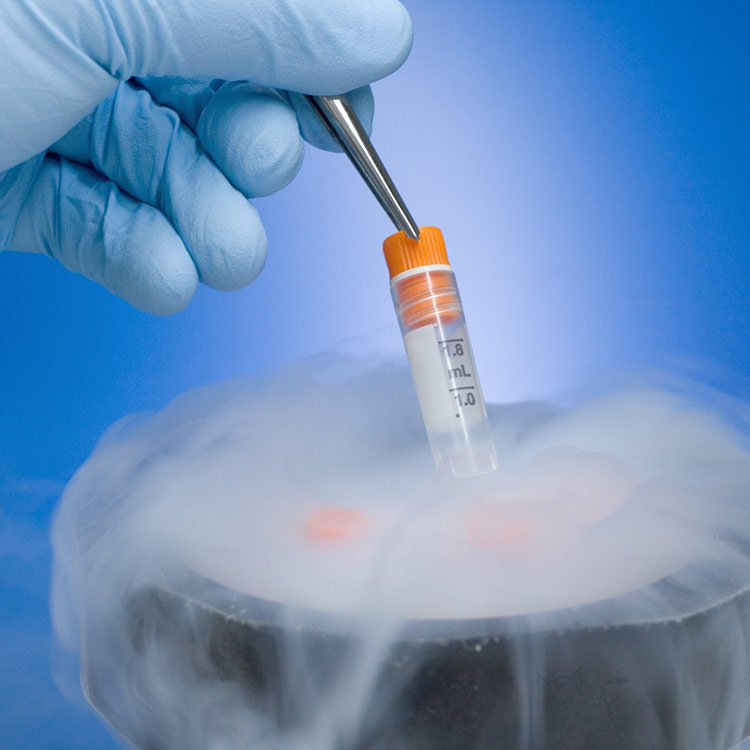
left=439, top=338, right=465, bottom=357
left=451, top=388, right=477, bottom=408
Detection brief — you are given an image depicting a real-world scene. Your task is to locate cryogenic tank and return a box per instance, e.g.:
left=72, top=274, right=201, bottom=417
left=53, top=372, right=750, bottom=749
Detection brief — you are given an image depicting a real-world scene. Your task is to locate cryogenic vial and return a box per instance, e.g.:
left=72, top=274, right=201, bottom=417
left=383, top=226, right=498, bottom=479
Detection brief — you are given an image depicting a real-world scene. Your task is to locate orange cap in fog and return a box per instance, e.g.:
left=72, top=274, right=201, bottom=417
left=383, top=226, right=450, bottom=279
left=305, top=507, right=369, bottom=543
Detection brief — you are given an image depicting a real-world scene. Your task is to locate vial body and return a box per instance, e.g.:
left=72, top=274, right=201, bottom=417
left=391, top=266, right=498, bottom=479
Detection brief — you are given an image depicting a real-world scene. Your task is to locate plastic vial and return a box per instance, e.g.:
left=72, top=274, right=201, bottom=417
left=383, top=226, right=498, bottom=479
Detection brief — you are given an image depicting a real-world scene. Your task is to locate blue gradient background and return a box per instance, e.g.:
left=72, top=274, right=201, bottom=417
left=1, top=1, right=749, bottom=747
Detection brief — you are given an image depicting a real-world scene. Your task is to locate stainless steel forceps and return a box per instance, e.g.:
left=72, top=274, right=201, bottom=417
left=306, top=94, right=420, bottom=240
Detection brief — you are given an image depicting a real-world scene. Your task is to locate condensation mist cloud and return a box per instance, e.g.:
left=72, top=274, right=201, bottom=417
left=51, top=362, right=750, bottom=749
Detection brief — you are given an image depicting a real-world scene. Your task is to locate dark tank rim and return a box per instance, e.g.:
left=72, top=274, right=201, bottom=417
left=147, top=545, right=750, bottom=642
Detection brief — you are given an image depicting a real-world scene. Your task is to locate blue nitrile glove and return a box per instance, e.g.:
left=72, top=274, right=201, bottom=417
left=0, top=0, right=413, bottom=314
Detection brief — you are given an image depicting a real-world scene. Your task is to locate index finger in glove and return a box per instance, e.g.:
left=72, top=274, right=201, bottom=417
left=142, top=76, right=374, bottom=182
left=2, top=0, right=412, bottom=170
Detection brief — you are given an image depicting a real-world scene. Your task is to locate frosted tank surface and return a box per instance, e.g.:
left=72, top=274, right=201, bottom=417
left=53, top=365, right=750, bottom=624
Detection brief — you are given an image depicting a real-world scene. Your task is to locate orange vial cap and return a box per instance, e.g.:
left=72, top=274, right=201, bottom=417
left=383, top=226, right=450, bottom=279
left=384, top=226, right=460, bottom=329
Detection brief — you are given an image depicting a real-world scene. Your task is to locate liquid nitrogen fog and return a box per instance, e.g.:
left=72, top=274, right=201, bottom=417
left=51, top=362, right=750, bottom=749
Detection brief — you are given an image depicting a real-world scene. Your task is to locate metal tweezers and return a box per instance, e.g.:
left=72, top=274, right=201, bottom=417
left=306, top=95, right=420, bottom=241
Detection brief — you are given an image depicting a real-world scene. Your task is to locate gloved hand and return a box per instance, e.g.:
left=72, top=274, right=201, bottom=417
left=0, top=0, right=412, bottom=314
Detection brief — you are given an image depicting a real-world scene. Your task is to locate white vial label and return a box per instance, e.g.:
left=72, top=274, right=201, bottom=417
left=403, top=324, right=457, bottom=432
